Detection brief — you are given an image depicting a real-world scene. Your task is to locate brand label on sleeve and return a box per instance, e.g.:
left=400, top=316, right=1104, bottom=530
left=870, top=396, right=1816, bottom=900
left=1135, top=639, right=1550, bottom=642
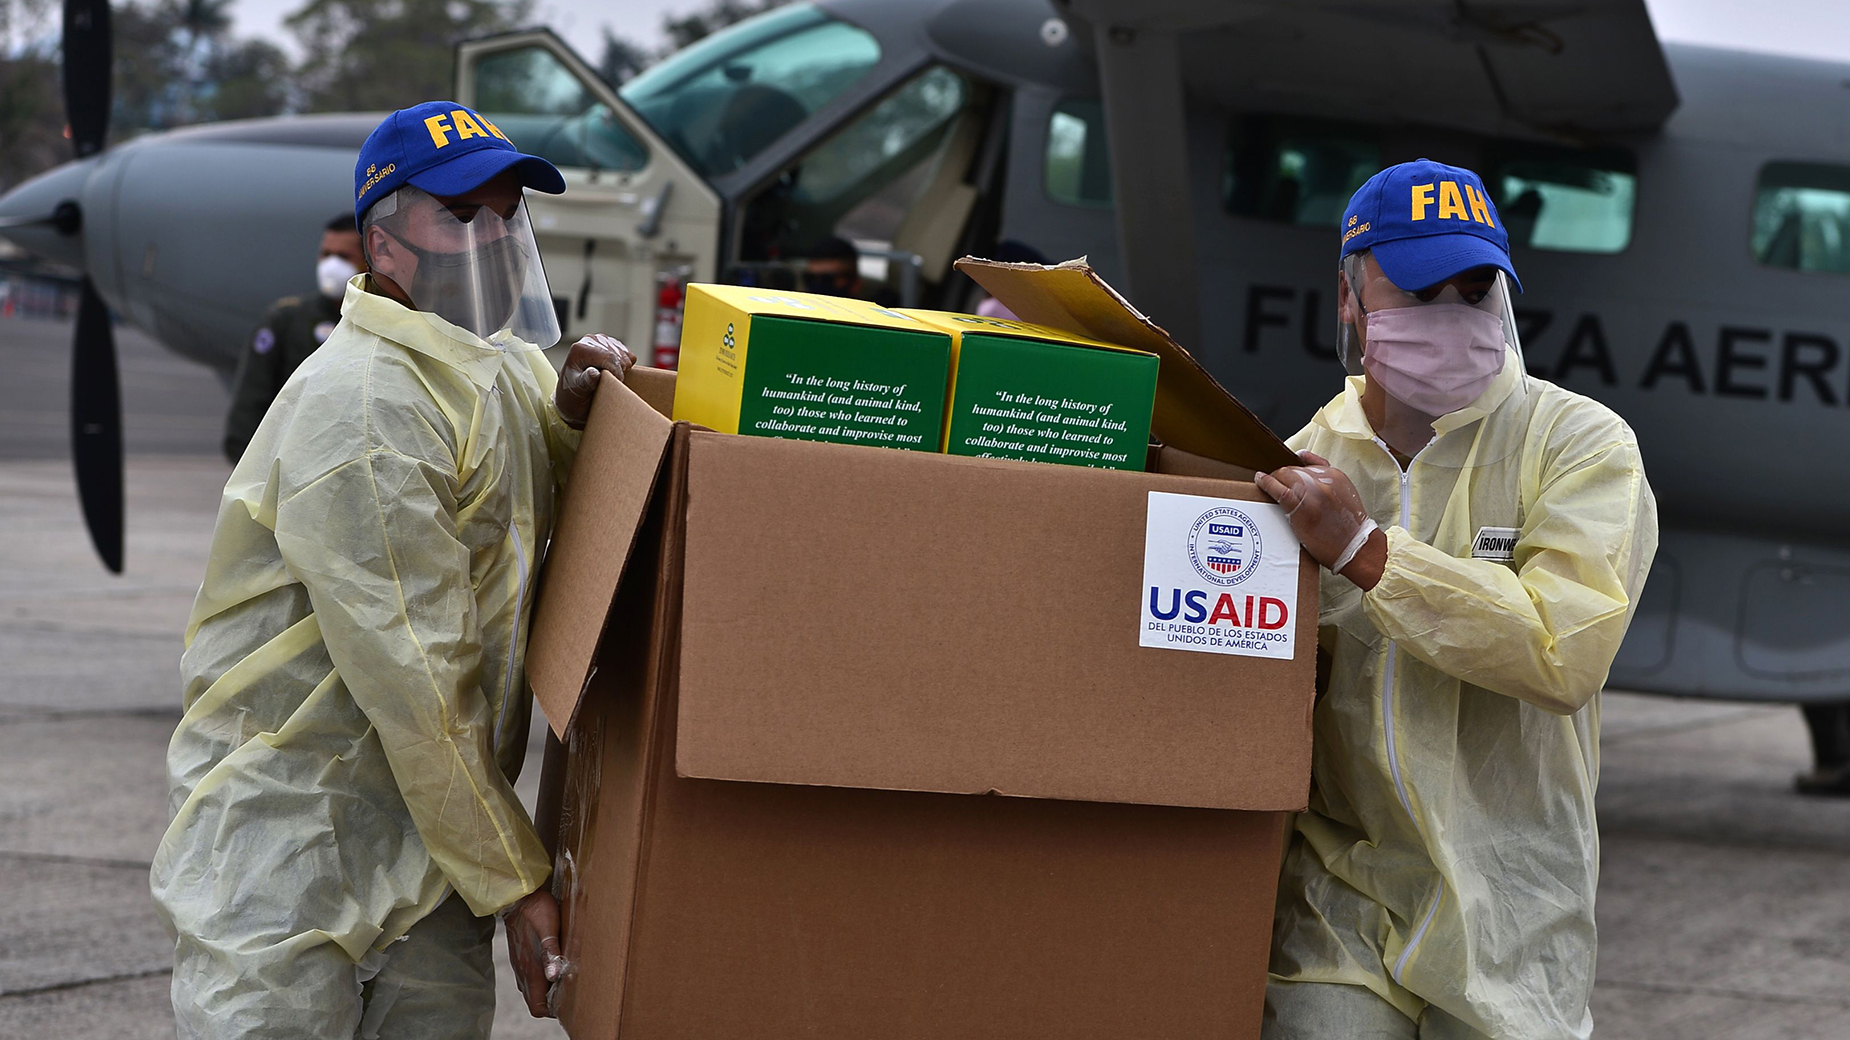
left=1471, top=526, right=1519, bottom=562
left=1140, top=491, right=1300, bottom=659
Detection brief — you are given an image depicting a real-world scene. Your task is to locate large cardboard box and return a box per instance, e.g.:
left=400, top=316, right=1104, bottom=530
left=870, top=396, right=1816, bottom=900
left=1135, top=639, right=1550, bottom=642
left=527, top=263, right=1314, bottom=1039
left=900, top=309, right=1159, bottom=471
left=671, top=283, right=950, bottom=451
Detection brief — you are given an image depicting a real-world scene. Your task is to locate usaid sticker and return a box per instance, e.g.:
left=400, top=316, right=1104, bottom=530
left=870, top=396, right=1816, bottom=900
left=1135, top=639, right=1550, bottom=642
left=1471, top=526, right=1519, bottom=562
left=1141, top=491, right=1300, bottom=659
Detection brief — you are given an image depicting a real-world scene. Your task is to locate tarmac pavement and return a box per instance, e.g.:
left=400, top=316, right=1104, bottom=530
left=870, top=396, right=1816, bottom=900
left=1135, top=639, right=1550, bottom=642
left=0, top=316, right=562, bottom=1040
left=1, top=314, right=1847, bottom=1038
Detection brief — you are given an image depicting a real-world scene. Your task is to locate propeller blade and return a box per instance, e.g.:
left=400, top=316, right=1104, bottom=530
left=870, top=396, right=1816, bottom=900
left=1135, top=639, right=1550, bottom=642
left=62, top=2, right=120, bottom=571
left=72, top=278, right=124, bottom=573
left=62, top=0, right=111, bottom=159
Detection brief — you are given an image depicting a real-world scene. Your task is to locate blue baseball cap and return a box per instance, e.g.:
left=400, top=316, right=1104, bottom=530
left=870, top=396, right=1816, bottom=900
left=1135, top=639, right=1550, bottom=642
left=1339, top=159, right=1522, bottom=293
left=354, top=101, right=566, bottom=225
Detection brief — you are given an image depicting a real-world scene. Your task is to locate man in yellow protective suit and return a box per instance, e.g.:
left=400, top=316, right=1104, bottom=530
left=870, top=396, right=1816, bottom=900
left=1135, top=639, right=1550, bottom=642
left=150, top=101, right=634, bottom=1037
left=1255, top=159, right=1658, bottom=1039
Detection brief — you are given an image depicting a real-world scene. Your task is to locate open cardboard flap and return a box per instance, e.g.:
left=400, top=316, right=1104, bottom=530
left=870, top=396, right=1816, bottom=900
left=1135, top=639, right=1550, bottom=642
left=956, top=257, right=1298, bottom=473
left=525, top=368, right=676, bottom=736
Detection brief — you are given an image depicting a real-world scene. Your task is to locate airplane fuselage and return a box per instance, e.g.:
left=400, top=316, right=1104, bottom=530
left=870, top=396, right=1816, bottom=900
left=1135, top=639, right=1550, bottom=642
left=4, top=3, right=1846, bottom=702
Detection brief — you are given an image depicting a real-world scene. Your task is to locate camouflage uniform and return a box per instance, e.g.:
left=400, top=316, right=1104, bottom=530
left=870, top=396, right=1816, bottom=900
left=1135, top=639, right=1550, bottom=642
left=222, top=293, right=342, bottom=463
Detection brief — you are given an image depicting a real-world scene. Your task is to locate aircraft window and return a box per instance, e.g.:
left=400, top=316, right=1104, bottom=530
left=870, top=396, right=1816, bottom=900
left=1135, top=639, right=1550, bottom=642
left=1752, top=162, right=1850, bottom=275
left=789, top=67, right=966, bottom=205
left=1045, top=100, right=1112, bottom=207
left=734, top=66, right=976, bottom=277
left=620, top=3, right=881, bottom=178
left=473, top=46, right=649, bottom=173
left=1492, top=150, right=1635, bottom=254
left=1223, top=118, right=1380, bottom=227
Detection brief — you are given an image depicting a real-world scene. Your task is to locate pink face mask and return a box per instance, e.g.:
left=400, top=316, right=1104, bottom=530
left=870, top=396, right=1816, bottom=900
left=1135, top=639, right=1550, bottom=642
left=1361, top=304, right=1507, bottom=416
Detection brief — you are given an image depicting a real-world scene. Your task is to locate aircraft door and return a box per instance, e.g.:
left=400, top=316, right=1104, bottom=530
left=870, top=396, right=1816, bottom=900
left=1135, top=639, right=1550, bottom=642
left=1002, top=89, right=1121, bottom=283
left=457, top=31, right=721, bottom=365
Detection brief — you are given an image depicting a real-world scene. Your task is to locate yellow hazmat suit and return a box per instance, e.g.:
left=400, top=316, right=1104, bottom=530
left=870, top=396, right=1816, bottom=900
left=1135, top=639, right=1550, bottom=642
left=150, top=276, right=578, bottom=1036
left=1268, top=360, right=1658, bottom=1040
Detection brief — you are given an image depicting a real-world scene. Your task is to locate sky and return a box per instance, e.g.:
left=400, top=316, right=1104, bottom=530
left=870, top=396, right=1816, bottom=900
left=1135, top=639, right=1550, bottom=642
left=5, top=0, right=1848, bottom=69
left=207, top=0, right=1850, bottom=68
left=225, top=0, right=687, bottom=63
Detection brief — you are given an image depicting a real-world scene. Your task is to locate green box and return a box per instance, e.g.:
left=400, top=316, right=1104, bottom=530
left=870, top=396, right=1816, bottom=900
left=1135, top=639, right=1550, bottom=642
left=674, top=284, right=951, bottom=452
left=903, top=311, right=1159, bottom=471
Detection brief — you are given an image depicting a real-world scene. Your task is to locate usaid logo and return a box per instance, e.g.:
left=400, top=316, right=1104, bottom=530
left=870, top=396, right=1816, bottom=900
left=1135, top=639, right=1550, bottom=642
left=1186, top=507, right=1260, bottom=587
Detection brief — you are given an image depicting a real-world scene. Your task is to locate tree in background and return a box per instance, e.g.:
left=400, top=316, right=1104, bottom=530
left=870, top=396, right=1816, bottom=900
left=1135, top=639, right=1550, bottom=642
left=0, top=47, right=64, bottom=189
left=0, top=0, right=287, bottom=188
left=169, top=0, right=288, bottom=120
left=0, top=0, right=67, bottom=187
left=285, top=0, right=531, bottom=113
left=0, top=0, right=788, bottom=192
left=113, top=0, right=288, bottom=134
left=202, top=32, right=291, bottom=120
left=595, top=26, right=650, bottom=87
left=661, top=0, right=787, bottom=50
left=0, top=0, right=50, bottom=47
left=176, top=0, right=230, bottom=64
left=596, top=0, right=789, bottom=88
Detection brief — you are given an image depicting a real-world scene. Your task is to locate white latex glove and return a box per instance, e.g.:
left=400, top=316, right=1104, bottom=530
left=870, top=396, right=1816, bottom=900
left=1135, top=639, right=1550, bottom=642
left=556, top=334, right=636, bottom=429
left=1255, top=450, right=1378, bottom=572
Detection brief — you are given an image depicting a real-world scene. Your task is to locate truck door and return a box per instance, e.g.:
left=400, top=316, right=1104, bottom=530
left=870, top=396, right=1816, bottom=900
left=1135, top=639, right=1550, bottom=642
left=457, top=30, right=721, bottom=363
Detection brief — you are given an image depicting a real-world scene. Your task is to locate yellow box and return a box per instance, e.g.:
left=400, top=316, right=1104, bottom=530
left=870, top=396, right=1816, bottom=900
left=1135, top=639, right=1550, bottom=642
left=899, top=310, right=1160, bottom=471
left=673, top=284, right=952, bottom=451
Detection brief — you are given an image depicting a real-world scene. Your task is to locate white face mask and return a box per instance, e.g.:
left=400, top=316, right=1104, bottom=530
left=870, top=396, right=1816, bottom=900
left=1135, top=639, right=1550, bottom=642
left=317, top=255, right=359, bottom=300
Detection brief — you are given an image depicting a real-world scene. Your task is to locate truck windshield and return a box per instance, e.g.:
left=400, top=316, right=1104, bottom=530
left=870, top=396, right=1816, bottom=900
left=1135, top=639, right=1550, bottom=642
left=620, top=3, right=882, bottom=179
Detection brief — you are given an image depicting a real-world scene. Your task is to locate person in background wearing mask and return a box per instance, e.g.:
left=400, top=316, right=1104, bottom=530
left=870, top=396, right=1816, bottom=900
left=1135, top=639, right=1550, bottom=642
left=153, top=101, right=634, bottom=1038
left=804, top=234, right=899, bottom=306
left=1255, top=160, right=1658, bottom=1040
left=222, top=214, right=368, bottom=462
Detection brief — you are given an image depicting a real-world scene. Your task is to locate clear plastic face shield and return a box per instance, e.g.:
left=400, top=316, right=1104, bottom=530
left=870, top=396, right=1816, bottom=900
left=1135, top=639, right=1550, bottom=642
left=361, top=185, right=560, bottom=351
left=1336, top=249, right=1526, bottom=462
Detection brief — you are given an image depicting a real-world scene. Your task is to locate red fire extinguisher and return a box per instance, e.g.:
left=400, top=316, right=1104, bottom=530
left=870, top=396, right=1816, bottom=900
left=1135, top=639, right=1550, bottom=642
left=652, top=272, right=685, bottom=369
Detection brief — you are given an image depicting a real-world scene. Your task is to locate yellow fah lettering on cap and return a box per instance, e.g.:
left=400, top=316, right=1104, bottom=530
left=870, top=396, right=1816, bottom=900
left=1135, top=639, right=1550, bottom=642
left=424, top=112, right=454, bottom=148
left=1438, top=180, right=1469, bottom=221
left=1411, top=183, right=1436, bottom=221
left=1465, top=183, right=1495, bottom=227
left=451, top=109, right=489, bottom=141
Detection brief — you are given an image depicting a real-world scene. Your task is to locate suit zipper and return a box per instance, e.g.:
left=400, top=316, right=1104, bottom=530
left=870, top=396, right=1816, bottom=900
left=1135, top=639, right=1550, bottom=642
left=1371, top=437, right=1445, bottom=985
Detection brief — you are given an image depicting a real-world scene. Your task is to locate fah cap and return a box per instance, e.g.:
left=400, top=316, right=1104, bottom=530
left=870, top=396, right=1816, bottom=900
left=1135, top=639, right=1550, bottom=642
left=1340, top=158, right=1522, bottom=293
left=354, top=101, right=566, bottom=225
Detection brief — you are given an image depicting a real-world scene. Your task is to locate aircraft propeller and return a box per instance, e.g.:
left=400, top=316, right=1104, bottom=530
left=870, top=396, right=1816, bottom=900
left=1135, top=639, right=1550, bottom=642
left=60, top=0, right=124, bottom=574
